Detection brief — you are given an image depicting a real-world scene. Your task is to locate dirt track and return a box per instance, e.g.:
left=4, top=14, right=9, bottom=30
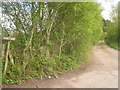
left=4, top=42, right=118, bottom=88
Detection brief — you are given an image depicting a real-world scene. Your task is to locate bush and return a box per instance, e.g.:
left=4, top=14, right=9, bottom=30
left=104, top=19, right=120, bottom=50
left=2, top=2, right=103, bottom=84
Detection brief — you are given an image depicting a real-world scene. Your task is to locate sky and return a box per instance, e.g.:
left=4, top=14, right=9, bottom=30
left=97, top=0, right=119, bottom=20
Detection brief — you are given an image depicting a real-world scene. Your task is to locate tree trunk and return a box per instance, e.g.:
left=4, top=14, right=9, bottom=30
left=46, top=33, right=50, bottom=57
left=59, top=39, right=63, bottom=58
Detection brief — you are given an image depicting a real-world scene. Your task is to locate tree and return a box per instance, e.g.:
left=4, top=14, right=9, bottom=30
left=104, top=5, right=119, bottom=50
left=1, top=2, right=103, bottom=84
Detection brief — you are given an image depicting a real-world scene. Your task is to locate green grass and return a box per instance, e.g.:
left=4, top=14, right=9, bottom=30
left=105, top=39, right=120, bottom=50
left=106, top=42, right=120, bottom=50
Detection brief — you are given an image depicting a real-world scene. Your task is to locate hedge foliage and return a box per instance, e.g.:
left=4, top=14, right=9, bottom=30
left=2, top=2, right=103, bottom=84
left=104, top=17, right=120, bottom=50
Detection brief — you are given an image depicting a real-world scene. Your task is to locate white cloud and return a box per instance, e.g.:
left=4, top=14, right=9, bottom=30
left=97, top=0, right=120, bottom=20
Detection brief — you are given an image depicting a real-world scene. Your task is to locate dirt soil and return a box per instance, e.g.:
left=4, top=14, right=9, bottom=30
left=3, top=42, right=118, bottom=88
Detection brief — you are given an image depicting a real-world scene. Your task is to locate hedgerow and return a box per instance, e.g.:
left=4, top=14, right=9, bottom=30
left=2, top=2, right=103, bottom=84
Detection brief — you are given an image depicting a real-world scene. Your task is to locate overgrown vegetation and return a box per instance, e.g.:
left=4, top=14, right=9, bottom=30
left=1, top=2, right=103, bottom=84
left=104, top=19, right=120, bottom=50
left=103, top=6, right=120, bottom=50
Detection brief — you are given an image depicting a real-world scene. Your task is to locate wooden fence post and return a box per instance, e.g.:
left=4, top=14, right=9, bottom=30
left=2, top=44, right=6, bottom=59
left=4, top=41, right=10, bottom=75
left=2, top=37, right=15, bottom=75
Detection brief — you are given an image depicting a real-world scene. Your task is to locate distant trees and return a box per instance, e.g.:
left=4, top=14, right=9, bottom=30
left=2, top=2, right=103, bottom=84
left=103, top=5, right=119, bottom=50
